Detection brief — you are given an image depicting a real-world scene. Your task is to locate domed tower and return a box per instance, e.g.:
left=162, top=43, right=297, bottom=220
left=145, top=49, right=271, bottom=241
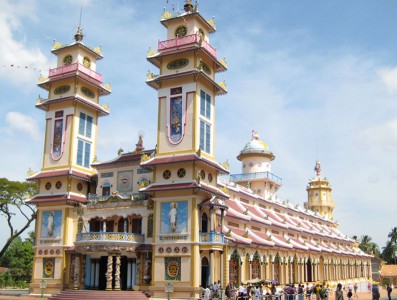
left=304, top=161, right=336, bottom=220
left=232, top=130, right=282, bottom=200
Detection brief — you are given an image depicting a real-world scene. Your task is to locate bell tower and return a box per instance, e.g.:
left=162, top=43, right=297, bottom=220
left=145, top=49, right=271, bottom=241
left=141, top=2, right=229, bottom=298
left=28, top=28, right=111, bottom=294
left=304, top=161, right=336, bottom=220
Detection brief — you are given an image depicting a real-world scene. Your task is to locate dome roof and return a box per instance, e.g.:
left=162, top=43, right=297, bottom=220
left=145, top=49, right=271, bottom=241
left=237, top=131, right=275, bottom=161
left=242, top=139, right=269, bottom=152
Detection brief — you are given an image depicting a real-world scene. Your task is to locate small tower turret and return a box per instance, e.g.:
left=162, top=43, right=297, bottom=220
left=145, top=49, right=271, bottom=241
left=304, top=161, right=336, bottom=220
left=232, top=130, right=282, bottom=199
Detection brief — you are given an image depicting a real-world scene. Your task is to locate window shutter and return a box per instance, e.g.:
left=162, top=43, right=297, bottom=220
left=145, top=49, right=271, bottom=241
left=78, top=113, right=86, bottom=135
left=86, top=116, right=93, bottom=138
left=77, top=139, right=84, bottom=166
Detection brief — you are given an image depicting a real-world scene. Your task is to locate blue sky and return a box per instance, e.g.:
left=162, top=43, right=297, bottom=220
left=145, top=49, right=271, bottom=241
left=1, top=0, right=397, bottom=250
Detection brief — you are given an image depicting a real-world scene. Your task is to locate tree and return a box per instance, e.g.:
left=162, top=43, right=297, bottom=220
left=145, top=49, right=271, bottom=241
left=0, top=178, right=37, bottom=260
left=381, top=240, right=397, bottom=264
left=359, top=235, right=380, bottom=256
left=0, top=235, right=34, bottom=283
left=388, top=227, right=397, bottom=244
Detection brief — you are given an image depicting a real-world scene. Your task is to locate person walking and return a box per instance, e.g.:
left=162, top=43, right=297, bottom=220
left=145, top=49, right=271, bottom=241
left=371, top=284, right=380, bottom=300
left=336, top=283, right=344, bottom=300
left=387, top=284, right=392, bottom=300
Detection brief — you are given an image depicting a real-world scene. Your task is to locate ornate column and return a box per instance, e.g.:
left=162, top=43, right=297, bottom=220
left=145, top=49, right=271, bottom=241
left=106, top=255, right=113, bottom=291
left=114, top=255, right=121, bottom=291
left=220, top=251, right=223, bottom=287
left=73, top=256, right=80, bottom=290
left=210, top=207, right=214, bottom=231
left=124, top=218, right=128, bottom=232
left=210, top=250, right=214, bottom=284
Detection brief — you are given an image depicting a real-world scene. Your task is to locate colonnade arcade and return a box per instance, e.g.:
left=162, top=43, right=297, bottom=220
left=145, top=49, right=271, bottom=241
left=226, top=249, right=372, bottom=285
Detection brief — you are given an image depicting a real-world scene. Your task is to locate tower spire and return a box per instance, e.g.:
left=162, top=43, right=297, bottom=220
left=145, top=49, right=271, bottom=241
left=74, top=4, right=84, bottom=42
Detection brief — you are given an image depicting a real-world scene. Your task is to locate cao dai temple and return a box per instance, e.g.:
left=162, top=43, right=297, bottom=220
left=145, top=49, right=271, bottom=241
left=27, top=2, right=372, bottom=299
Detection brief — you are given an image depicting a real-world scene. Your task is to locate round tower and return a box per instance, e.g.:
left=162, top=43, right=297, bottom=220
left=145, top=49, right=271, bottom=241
left=232, top=130, right=281, bottom=200
left=304, top=161, right=336, bottom=220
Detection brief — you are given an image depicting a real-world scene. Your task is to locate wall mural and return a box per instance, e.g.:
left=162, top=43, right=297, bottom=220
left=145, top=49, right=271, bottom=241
left=117, top=171, right=133, bottom=193
left=169, top=96, right=183, bottom=144
left=161, top=201, right=187, bottom=233
left=52, top=119, right=64, bottom=160
left=41, top=210, right=62, bottom=238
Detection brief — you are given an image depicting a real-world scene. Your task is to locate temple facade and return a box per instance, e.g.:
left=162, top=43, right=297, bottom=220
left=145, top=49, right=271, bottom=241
left=27, top=2, right=372, bottom=299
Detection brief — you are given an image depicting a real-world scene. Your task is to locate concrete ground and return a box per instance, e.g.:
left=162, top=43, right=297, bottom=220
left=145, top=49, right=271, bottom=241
left=0, top=288, right=393, bottom=300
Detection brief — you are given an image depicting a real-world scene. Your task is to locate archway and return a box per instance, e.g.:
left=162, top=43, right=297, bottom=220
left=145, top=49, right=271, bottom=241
left=229, top=250, right=241, bottom=285
left=201, top=257, right=210, bottom=288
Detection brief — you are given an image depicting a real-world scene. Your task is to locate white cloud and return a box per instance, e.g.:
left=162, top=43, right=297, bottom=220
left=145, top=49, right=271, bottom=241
left=356, top=118, right=397, bottom=152
left=378, top=66, right=397, bottom=94
left=5, top=111, right=41, bottom=141
left=0, top=0, right=50, bottom=85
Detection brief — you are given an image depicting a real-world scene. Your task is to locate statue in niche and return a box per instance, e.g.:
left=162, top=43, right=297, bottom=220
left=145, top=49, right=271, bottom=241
left=143, top=257, right=152, bottom=284
left=169, top=202, right=178, bottom=232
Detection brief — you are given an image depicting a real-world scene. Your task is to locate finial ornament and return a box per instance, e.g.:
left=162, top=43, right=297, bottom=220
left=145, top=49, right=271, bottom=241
left=135, top=134, right=145, bottom=153
left=252, top=130, right=259, bottom=141
left=314, top=160, right=321, bottom=177
left=74, top=26, right=84, bottom=42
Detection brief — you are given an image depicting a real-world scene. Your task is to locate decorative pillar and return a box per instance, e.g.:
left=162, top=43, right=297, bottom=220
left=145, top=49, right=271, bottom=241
left=124, top=218, right=128, bottom=232
left=210, top=250, right=215, bottom=284
left=210, top=207, right=214, bottom=231
left=220, top=209, right=225, bottom=233
left=220, top=251, right=223, bottom=287
left=106, top=255, right=113, bottom=291
left=73, top=256, right=80, bottom=290
left=114, top=255, right=121, bottom=291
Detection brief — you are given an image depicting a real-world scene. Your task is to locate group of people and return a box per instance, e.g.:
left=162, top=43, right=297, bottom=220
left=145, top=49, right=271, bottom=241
left=218, top=281, right=393, bottom=300
left=201, top=281, right=221, bottom=300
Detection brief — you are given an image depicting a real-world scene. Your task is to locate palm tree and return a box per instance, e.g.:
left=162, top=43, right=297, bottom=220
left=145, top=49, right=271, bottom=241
left=382, top=240, right=397, bottom=264
left=359, top=235, right=380, bottom=255
left=388, top=227, right=397, bottom=244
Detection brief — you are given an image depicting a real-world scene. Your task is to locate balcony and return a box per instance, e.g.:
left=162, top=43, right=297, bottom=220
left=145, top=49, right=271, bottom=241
left=76, top=232, right=145, bottom=244
left=220, top=172, right=283, bottom=185
left=199, top=232, right=224, bottom=244
left=158, top=33, right=217, bottom=58
left=48, top=63, right=103, bottom=83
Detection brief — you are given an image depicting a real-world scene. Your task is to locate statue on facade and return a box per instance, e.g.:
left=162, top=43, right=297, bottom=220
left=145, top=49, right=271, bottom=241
left=169, top=202, right=178, bottom=232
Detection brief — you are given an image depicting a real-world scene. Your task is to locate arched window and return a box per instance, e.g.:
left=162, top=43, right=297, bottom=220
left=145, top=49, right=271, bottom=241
left=201, top=257, right=210, bottom=288
left=201, top=212, right=208, bottom=232
left=102, top=181, right=111, bottom=196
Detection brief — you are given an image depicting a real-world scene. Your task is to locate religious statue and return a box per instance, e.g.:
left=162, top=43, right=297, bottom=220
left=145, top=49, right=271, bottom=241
left=314, top=160, right=321, bottom=177
left=47, top=211, right=54, bottom=237
left=171, top=105, right=181, bottom=134
left=169, top=202, right=178, bottom=232
left=252, top=130, right=259, bottom=141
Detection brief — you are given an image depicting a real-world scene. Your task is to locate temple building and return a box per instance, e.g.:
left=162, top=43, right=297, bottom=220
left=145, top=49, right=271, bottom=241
left=27, top=2, right=372, bottom=299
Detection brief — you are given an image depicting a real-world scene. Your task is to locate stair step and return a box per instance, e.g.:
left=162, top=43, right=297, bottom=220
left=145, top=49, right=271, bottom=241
left=48, top=290, right=149, bottom=300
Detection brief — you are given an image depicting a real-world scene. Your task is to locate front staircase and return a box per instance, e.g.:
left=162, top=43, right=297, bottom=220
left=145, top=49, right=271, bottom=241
left=48, top=290, right=149, bottom=300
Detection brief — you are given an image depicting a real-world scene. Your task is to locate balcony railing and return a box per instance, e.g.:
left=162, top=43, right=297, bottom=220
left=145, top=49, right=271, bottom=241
left=48, top=63, right=103, bottom=83
left=220, top=172, right=283, bottom=184
left=199, top=232, right=224, bottom=244
left=158, top=33, right=217, bottom=58
left=76, top=232, right=145, bottom=243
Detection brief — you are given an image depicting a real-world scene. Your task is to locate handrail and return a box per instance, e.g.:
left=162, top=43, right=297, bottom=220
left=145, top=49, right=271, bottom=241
left=48, top=63, right=103, bottom=82
left=158, top=33, right=217, bottom=58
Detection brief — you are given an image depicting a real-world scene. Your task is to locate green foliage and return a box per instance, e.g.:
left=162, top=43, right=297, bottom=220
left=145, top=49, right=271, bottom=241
left=381, top=227, right=397, bottom=264
left=0, top=234, right=34, bottom=286
left=359, top=235, right=381, bottom=256
left=0, top=178, right=37, bottom=260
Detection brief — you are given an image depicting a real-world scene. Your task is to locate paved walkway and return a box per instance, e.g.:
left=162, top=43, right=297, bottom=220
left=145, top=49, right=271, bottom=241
left=0, top=289, right=393, bottom=300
